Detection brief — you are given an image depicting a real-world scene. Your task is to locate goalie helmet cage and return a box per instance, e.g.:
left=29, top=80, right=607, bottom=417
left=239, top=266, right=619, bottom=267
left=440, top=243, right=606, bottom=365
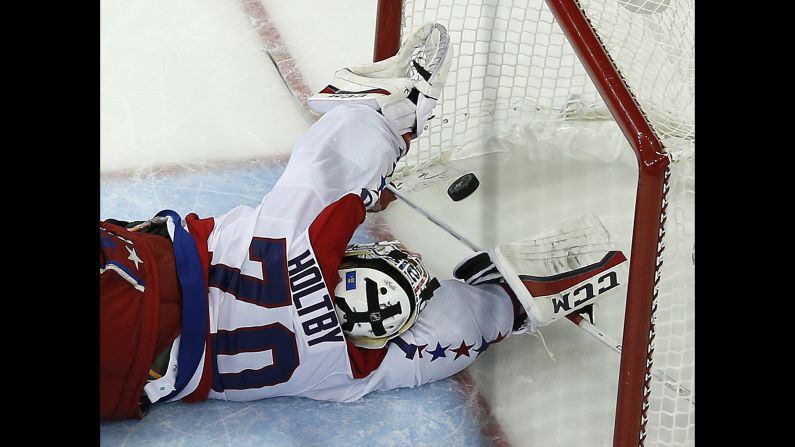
left=373, top=1, right=694, bottom=446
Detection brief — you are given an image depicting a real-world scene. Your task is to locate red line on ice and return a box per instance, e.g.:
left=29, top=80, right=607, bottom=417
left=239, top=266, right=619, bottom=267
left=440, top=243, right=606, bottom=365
left=453, top=372, right=515, bottom=447
left=241, top=0, right=322, bottom=122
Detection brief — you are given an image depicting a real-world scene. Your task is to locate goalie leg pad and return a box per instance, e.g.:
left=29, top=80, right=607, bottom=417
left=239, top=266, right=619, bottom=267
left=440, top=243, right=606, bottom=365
left=491, top=213, right=629, bottom=330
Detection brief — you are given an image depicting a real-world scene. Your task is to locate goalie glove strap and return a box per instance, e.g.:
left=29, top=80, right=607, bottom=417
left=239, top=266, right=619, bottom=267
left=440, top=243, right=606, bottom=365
left=414, top=79, right=437, bottom=99
left=380, top=97, right=418, bottom=137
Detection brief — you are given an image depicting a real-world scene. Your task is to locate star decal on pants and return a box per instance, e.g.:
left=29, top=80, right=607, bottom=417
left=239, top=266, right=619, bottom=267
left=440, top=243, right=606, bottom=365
left=428, top=343, right=450, bottom=362
left=451, top=340, right=475, bottom=359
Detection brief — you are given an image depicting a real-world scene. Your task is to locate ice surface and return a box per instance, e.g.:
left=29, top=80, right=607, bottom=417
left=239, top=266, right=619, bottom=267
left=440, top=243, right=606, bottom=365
left=100, top=380, right=490, bottom=447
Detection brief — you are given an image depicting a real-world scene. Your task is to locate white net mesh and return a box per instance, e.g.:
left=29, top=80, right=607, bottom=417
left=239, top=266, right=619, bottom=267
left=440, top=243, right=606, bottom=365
left=396, top=0, right=694, bottom=170
left=646, top=157, right=695, bottom=446
left=393, top=1, right=694, bottom=445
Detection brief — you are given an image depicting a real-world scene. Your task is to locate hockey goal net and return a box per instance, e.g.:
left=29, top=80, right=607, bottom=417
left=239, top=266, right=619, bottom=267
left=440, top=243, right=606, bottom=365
left=374, top=1, right=694, bottom=446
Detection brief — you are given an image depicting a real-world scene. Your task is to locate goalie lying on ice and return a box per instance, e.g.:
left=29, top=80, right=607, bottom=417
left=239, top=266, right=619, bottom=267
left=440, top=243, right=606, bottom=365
left=99, top=23, right=628, bottom=420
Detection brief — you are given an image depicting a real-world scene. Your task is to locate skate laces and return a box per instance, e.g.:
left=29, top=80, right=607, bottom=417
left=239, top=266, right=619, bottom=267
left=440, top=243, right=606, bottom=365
left=531, top=329, right=556, bottom=363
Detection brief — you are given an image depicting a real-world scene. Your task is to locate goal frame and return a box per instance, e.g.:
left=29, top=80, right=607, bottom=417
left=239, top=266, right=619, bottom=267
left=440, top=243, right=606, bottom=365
left=373, top=1, right=671, bottom=446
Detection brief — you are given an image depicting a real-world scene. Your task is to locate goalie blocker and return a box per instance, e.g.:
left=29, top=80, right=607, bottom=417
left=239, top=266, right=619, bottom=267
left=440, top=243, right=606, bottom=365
left=454, top=213, right=628, bottom=332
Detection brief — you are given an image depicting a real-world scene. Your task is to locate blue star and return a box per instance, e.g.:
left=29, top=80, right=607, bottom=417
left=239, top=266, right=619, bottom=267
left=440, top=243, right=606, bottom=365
left=378, top=174, right=387, bottom=192
left=428, top=342, right=450, bottom=362
left=474, top=337, right=490, bottom=355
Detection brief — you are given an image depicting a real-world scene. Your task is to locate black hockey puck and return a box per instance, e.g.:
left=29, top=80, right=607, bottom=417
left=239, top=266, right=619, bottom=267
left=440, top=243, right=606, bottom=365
left=447, top=173, right=480, bottom=201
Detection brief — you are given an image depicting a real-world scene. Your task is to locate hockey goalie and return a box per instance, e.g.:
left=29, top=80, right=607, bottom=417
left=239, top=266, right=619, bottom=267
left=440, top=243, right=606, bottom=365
left=99, top=23, right=628, bottom=420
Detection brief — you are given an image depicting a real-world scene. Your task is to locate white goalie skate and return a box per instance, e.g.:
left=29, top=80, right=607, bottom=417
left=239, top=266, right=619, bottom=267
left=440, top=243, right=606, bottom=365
left=308, top=23, right=453, bottom=138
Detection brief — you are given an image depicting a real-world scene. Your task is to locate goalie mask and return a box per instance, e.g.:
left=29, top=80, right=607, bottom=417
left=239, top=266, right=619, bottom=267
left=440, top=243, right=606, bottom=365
left=334, top=241, right=440, bottom=349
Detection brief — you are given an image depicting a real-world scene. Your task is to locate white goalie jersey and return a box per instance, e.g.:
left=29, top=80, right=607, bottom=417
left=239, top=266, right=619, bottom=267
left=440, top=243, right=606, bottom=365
left=147, top=104, right=410, bottom=403
left=143, top=103, right=515, bottom=404
left=147, top=104, right=627, bottom=405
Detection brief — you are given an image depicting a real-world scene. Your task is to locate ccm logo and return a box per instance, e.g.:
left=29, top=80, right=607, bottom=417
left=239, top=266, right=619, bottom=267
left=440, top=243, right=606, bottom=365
left=552, top=271, right=620, bottom=314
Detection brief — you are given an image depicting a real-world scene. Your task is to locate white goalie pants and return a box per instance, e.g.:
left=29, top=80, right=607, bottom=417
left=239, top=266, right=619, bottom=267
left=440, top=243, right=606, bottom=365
left=307, top=279, right=515, bottom=401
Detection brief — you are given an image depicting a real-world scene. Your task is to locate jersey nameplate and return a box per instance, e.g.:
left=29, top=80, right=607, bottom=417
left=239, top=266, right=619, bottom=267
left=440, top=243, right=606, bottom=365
left=288, top=249, right=345, bottom=350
